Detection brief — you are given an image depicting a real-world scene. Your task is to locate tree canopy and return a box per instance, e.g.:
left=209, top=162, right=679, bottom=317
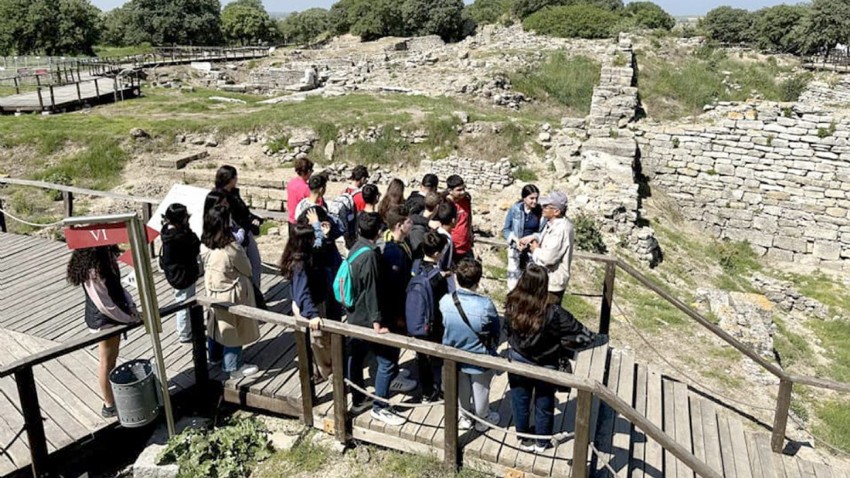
left=221, top=0, right=277, bottom=45
left=0, top=0, right=101, bottom=55
left=279, top=8, right=331, bottom=45
left=328, top=0, right=468, bottom=42
left=702, top=6, right=753, bottom=44
left=523, top=4, right=620, bottom=38
left=467, top=0, right=512, bottom=25
left=100, top=0, right=222, bottom=46
left=624, top=1, right=674, bottom=30
left=802, top=0, right=850, bottom=55
left=512, top=0, right=622, bottom=19
left=749, top=5, right=808, bottom=54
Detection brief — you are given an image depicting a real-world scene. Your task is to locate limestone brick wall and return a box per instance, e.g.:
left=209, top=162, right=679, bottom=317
left=420, top=157, right=513, bottom=191
left=587, top=34, right=638, bottom=136
left=638, top=102, right=850, bottom=270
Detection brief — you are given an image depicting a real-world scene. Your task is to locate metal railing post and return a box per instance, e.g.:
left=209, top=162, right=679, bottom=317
left=16, top=367, right=50, bottom=477
left=772, top=379, right=793, bottom=453
left=294, top=328, right=315, bottom=427
left=443, top=359, right=460, bottom=469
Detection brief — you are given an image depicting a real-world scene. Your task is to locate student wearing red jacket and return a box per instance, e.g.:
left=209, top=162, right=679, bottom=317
left=447, top=175, right=473, bottom=263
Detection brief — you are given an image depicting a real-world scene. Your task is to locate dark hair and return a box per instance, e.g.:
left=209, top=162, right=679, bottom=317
left=422, top=231, right=447, bottom=258
left=202, top=205, right=235, bottom=250
left=521, top=184, right=540, bottom=199
left=386, top=204, right=409, bottom=230
left=446, top=175, right=464, bottom=190
left=422, top=173, right=439, bottom=189
left=378, top=178, right=405, bottom=220
left=455, top=258, right=482, bottom=289
left=297, top=204, right=330, bottom=225
left=162, top=203, right=189, bottom=227
left=67, top=246, right=121, bottom=286
left=308, top=174, right=328, bottom=192
left=204, top=190, right=228, bottom=217
left=351, top=165, right=369, bottom=181
left=434, top=201, right=457, bottom=226
left=505, top=264, right=550, bottom=337
left=424, top=191, right=442, bottom=213
left=279, top=224, right=315, bottom=280
left=362, top=184, right=380, bottom=205
left=295, top=157, right=314, bottom=176
left=358, top=212, right=383, bottom=240
left=215, top=165, right=238, bottom=190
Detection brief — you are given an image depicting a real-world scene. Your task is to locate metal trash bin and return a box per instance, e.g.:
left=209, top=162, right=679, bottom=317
left=109, top=359, right=160, bottom=428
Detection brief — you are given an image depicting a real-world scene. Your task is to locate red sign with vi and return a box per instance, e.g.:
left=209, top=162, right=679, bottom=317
left=64, top=223, right=159, bottom=267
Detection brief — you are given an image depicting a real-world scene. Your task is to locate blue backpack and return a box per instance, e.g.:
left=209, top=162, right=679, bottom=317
left=405, top=260, right=442, bottom=337
left=333, top=246, right=371, bottom=308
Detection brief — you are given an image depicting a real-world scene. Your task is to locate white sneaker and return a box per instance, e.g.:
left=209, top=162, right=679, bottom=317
left=474, top=411, right=500, bottom=433
left=371, top=407, right=406, bottom=427
left=389, top=376, right=417, bottom=393
left=459, top=415, right=473, bottom=431
left=230, top=363, right=259, bottom=379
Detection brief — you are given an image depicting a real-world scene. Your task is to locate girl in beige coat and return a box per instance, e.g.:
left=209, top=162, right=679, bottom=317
left=203, top=205, right=261, bottom=379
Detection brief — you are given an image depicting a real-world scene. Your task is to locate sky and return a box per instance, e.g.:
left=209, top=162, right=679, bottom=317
left=88, top=0, right=805, bottom=17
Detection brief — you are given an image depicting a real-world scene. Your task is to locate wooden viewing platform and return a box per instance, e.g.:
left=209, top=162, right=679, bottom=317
left=2, top=230, right=849, bottom=478
left=0, top=76, right=141, bottom=114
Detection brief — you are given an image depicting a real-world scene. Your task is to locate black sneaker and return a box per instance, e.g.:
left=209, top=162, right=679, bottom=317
left=519, top=438, right=536, bottom=452
left=102, top=404, right=117, bottom=418
left=422, top=390, right=442, bottom=403
left=350, top=399, right=373, bottom=415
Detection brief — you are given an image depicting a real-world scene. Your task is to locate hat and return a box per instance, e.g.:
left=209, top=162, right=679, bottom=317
left=350, top=165, right=369, bottom=181
left=422, top=173, right=439, bottom=189
left=539, top=191, right=568, bottom=213
left=446, top=175, right=465, bottom=189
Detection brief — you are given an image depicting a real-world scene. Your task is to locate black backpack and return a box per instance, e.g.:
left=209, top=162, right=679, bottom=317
left=405, top=260, right=441, bottom=337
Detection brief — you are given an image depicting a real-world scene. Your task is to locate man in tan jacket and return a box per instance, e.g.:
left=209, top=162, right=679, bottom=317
left=529, top=191, right=575, bottom=306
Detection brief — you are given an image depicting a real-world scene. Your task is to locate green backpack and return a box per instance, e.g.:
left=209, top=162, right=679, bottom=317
left=333, top=246, right=371, bottom=308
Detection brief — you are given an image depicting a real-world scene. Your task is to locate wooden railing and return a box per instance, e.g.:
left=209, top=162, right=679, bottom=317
left=0, top=300, right=205, bottom=477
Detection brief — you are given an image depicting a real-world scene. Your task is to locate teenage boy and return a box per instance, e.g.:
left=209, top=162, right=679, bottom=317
left=294, top=174, right=328, bottom=221
left=381, top=205, right=415, bottom=334
left=345, top=213, right=410, bottom=426
left=446, top=175, right=474, bottom=263
left=433, top=201, right=458, bottom=273
left=346, top=165, right=369, bottom=212
left=406, top=173, right=439, bottom=215
left=529, top=191, right=575, bottom=306
left=408, top=191, right=442, bottom=259
left=287, top=158, right=314, bottom=236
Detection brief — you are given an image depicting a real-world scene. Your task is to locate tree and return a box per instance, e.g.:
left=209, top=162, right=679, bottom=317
left=702, top=6, right=753, bottom=44
left=512, top=0, right=622, bottom=19
left=101, top=0, right=222, bottom=46
left=348, top=0, right=404, bottom=41
left=402, top=0, right=466, bottom=41
left=750, top=5, right=808, bottom=54
left=279, top=8, right=330, bottom=44
left=802, top=0, right=850, bottom=55
left=624, top=1, right=674, bottom=30
left=329, top=0, right=355, bottom=36
left=221, top=0, right=277, bottom=45
left=0, top=0, right=100, bottom=55
left=523, top=4, right=620, bottom=38
left=467, top=0, right=512, bottom=24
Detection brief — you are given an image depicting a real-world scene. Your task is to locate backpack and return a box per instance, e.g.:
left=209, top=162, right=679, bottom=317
left=333, top=246, right=371, bottom=308
left=327, top=192, right=357, bottom=245
left=405, top=260, right=442, bottom=337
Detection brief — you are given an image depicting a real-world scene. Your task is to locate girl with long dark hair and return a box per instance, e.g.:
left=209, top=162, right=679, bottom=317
left=67, top=246, right=140, bottom=417
left=213, top=165, right=263, bottom=288
left=504, top=264, right=594, bottom=453
left=502, top=184, right=545, bottom=290
left=377, top=178, right=405, bottom=222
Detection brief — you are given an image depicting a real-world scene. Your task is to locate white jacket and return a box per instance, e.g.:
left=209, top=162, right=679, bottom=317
left=532, top=217, right=575, bottom=293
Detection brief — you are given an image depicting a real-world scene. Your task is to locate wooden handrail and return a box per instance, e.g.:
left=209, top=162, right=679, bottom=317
left=0, top=177, right=159, bottom=205
left=198, top=296, right=722, bottom=478
left=0, top=299, right=196, bottom=378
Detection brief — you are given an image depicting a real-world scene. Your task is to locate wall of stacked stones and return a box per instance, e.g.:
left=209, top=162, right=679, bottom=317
left=638, top=103, right=850, bottom=270
left=420, top=157, right=513, bottom=191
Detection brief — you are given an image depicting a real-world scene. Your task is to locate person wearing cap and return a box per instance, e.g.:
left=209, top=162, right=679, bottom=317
left=287, top=158, right=315, bottom=235
left=294, top=174, right=328, bottom=221
left=346, top=165, right=370, bottom=212
left=446, top=174, right=474, bottom=263
left=529, top=191, right=575, bottom=306
left=407, top=173, right=439, bottom=216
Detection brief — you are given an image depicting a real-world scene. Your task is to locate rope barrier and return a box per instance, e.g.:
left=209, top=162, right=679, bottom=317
left=458, top=407, right=575, bottom=444
left=589, top=442, right=620, bottom=477
left=0, top=208, right=64, bottom=228
left=343, top=378, right=444, bottom=409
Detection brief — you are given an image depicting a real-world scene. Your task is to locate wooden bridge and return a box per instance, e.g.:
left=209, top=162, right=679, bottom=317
left=1, top=181, right=850, bottom=478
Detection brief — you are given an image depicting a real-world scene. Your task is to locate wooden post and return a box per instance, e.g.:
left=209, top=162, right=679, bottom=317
left=443, top=359, right=460, bottom=469
left=62, top=191, right=73, bottom=218
left=35, top=74, right=41, bottom=87
left=294, top=328, right=315, bottom=427
left=16, top=367, right=50, bottom=477
left=189, top=305, right=209, bottom=394
left=141, top=203, right=155, bottom=258
left=0, top=198, right=7, bottom=233
left=113, top=76, right=118, bottom=103
left=37, top=87, right=44, bottom=111
left=572, top=389, right=593, bottom=477
left=599, top=261, right=616, bottom=336
left=94, top=78, right=99, bottom=97
left=330, top=333, right=348, bottom=445
left=771, top=379, right=793, bottom=453
left=13, top=76, right=19, bottom=94
left=75, top=81, right=82, bottom=103
left=48, top=85, right=55, bottom=110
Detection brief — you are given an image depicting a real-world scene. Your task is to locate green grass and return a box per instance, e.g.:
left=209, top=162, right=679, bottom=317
left=814, top=400, right=850, bottom=453
left=485, top=264, right=508, bottom=281
left=372, top=451, right=490, bottom=478
left=93, top=43, right=154, bottom=58
left=773, top=317, right=814, bottom=370
left=811, top=319, right=850, bottom=383
left=509, top=54, right=601, bottom=115
left=777, top=270, right=850, bottom=317
left=35, top=141, right=129, bottom=190
left=700, top=368, right=743, bottom=389
left=259, top=220, right=280, bottom=237
left=253, top=433, right=330, bottom=477
left=513, top=166, right=538, bottom=181
left=622, top=283, right=689, bottom=331
left=562, top=294, right=598, bottom=325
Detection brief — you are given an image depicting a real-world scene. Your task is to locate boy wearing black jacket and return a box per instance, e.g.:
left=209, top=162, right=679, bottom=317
left=160, top=203, right=201, bottom=343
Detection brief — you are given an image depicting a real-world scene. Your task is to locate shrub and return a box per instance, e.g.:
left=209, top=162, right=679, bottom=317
left=157, top=415, right=272, bottom=478
left=573, top=212, right=608, bottom=254
left=750, top=4, right=808, bottom=54
left=624, top=1, right=675, bottom=30
left=780, top=73, right=813, bottom=102
left=522, top=4, right=620, bottom=39
left=467, top=0, right=512, bottom=25
left=715, top=240, right=760, bottom=275
left=514, top=166, right=538, bottom=181
left=509, top=54, right=601, bottom=113
left=702, top=6, right=753, bottom=44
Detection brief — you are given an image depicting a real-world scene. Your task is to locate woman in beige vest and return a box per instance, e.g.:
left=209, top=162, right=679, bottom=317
left=202, top=204, right=261, bottom=379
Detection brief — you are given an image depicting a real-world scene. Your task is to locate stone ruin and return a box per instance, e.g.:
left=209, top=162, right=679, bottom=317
left=420, top=157, right=514, bottom=191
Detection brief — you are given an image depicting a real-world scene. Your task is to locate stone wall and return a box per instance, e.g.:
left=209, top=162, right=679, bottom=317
left=587, top=34, right=639, bottom=137
left=799, top=76, right=850, bottom=106
left=420, top=157, right=513, bottom=191
left=639, top=101, right=850, bottom=270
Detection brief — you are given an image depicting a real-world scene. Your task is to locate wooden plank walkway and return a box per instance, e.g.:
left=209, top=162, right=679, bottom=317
left=1, top=232, right=848, bottom=477
left=0, top=79, right=140, bottom=114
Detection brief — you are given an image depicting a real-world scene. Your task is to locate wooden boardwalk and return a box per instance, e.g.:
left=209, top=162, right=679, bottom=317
left=0, top=78, right=140, bottom=114
left=1, top=231, right=849, bottom=477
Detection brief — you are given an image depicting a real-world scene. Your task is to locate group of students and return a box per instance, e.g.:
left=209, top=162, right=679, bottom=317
left=67, top=158, right=593, bottom=454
